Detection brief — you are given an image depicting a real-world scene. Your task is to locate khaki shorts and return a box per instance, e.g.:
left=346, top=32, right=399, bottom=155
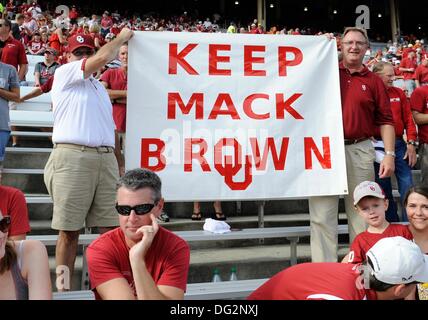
left=44, top=143, right=120, bottom=231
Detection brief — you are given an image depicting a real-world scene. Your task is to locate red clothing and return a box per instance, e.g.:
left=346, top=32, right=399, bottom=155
left=101, top=17, right=113, bottom=29
left=339, top=62, right=394, bottom=139
left=100, top=68, right=127, bottom=132
left=348, top=224, right=413, bottom=264
left=374, top=87, right=417, bottom=140
left=41, top=75, right=54, bottom=93
left=0, top=186, right=31, bottom=237
left=415, top=65, right=428, bottom=84
left=27, top=40, right=43, bottom=53
left=0, top=36, right=28, bottom=70
left=400, top=57, right=417, bottom=80
left=410, top=86, right=428, bottom=143
left=248, top=263, right=377, bottom=300
left=69, top=10, right=79, bottom=20
left=86, top=227, right=190, bottom=300
left=48, top=33, right=61, bottom=54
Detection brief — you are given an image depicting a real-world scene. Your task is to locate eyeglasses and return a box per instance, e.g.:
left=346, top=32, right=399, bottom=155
left=0, top=216, right=11, bottom=233
left=115, top=203, right=156, bottom=216
left=72, top=49, right=94, bottom=57
left=342, top=41, right=368, bottom=48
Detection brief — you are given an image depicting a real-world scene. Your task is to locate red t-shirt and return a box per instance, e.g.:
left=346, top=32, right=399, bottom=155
left=1, top=36, right=28, bottom=70
left=410, top=86, right=428, bottom=143
left=27, top=40, right=43, bottom=53
left=339, top=63, right=394, bottom=139
left=248, top=263, right=377, bottom=300
left=100, top=68, right=127, bottom=132
left=0, top=186, right=31, bottom=237
left=415, top=65, right=428, bottom=84
left=400, top=57, right=417, bottom=80
left=86, top=227, right=190, bottom=300
left=347, top=224, right=413, bottom=264
left=375, top=86, right=417, bottom=140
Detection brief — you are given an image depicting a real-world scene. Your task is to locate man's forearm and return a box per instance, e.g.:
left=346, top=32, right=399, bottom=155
left=18, top=64, right=27, bottom=81
left=131, top=260, right=168, bottom=300
left=0, top=88, right=20, bottom=102
left=114, top=130, right=124, bottom=167
left=107, top=89, right=127, bottom=100
left=380, top=124, right=395, bottom=152
left=21, top=87, right=43, bottom=101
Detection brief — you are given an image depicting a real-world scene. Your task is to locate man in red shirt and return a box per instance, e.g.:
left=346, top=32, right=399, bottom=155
left=0, top=185, right=31, bottom=240
left=309, top=27, right=395, bottom=262
left=0, top=18, right=28, bottom=82
left=372, top=61, right=418, bottom=222
left=399, top=50, right=417, bottom=96
left=411, top=85, right=428, bottom=185
left=248, top=236, right=428, bottom=300
left=86, top=168, right=190, bottom=300
left=100, top=43, right=128, bottom=152
left=415, top=55, right=428, bottom=88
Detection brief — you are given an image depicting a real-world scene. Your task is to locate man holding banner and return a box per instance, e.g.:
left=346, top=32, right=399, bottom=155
left=45, top=28, right=132, bottom=289
left=309, top=27, right=396, bottom=262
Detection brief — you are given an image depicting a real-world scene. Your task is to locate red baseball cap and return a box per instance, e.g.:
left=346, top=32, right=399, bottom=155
left=67, top=34, right=95, bottom=53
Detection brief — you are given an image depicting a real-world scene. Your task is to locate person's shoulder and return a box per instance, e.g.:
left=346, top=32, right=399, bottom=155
left=0, top=184, right=23, bottom=197
left=89, top=227, right=122, bottom=249
left=159, top=227, right=189, bottom=248
left=19, top=239, right=47, bottom=255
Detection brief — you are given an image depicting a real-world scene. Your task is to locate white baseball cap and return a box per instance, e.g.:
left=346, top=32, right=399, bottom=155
left=366, top=237, right=428, bottom=285
left=353, top=181, right=385, bottom=205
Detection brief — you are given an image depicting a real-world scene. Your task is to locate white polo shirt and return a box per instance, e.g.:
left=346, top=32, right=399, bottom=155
left=51, top=59, right=116, bottom=147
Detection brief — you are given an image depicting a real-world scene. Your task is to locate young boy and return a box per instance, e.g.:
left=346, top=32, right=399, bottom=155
left=343, top=181, right=413, bottom=264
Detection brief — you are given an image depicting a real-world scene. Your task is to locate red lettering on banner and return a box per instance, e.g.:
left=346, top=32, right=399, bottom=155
left=244, top=45, right=266, bottom=76
left=249, top=137, right=289, bottom=170
left=184, top=138, right=211, bottom=172
left=276, top=93, right=304, bottom=119
left=168, top=43, right=199, bottom=75
left=208, top=93, right=240, bottom=119
left=278, top=47, right=303, bottom=76
left=141, top=138, right=166, bottom=171
left=214, top=138, right=252, bottom=190
left=243, top=94, right=270, bottom=119
left=209, top=44, right=231, bottom=76
left=167, top=92, right=204, bottom=119
left=304, top=137, right=331, bottom=169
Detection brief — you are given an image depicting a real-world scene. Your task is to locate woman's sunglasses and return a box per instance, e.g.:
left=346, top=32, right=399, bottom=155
left=115, top=203, right=155, bottom=216
left=0, top=216, right=11, bottom=233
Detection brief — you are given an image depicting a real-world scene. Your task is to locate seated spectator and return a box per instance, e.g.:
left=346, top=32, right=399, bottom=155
left=248, top=236, right=428, bottom=300
left=86, top=168, right=190, bottom=300
left=0, top=185, right=30, bottom=240
left=0, top=212, right=52, bottom=299
left=89, top=24, right=104, bottom=50
left=342, top=181, right=413, bottom=264
left=34, top=47, right=60, bottom=87
left=404, top=186, right=428, bottom=300
left=26, top=32, right=44, bottom=55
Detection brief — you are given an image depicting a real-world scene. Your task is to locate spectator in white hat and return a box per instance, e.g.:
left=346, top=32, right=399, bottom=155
left=248, top=236, right=428, bottom=300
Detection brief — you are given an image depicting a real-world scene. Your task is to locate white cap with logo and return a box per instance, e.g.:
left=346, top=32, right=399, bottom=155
left=353, top=181, right=385, bottom=205
left=366, top=237, right=428, bottom=285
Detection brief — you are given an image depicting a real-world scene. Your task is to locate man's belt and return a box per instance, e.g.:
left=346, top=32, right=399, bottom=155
left=54, top=143, right=114, bottom=153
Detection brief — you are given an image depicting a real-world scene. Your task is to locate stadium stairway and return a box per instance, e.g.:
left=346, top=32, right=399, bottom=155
left=2, top=136, right=420, bottom=291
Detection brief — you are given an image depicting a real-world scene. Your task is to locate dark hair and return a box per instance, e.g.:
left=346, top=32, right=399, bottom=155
left=0, top=242, right=17, bottom=274
left=404, top=185, right=428, bottom=207
left=117, top=168, right=162, bottom=203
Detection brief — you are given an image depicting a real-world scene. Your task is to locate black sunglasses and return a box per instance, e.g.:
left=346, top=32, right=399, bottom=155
left=72, top=49, right=94, bottom=57
left=115, top=203, right=156, bottom=216
left=0, top=216, right=11, bottom=233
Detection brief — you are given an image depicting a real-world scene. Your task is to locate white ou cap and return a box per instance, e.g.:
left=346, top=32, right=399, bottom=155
left=366, top=237, right=428, bottom=285
left=353, top=181, right=385, bottom=205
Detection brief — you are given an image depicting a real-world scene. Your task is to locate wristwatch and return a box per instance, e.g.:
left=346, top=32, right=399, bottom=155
left=385, top=150, right=396, bottom=157
left=407, top=140, right=417, bottom=146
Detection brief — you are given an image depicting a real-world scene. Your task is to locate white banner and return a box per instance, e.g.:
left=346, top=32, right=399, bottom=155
left=127, top=31, right=347, bottom=201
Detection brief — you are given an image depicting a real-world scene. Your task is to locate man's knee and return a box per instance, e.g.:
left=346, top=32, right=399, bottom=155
left=58, top=230, right=80, bottom=245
